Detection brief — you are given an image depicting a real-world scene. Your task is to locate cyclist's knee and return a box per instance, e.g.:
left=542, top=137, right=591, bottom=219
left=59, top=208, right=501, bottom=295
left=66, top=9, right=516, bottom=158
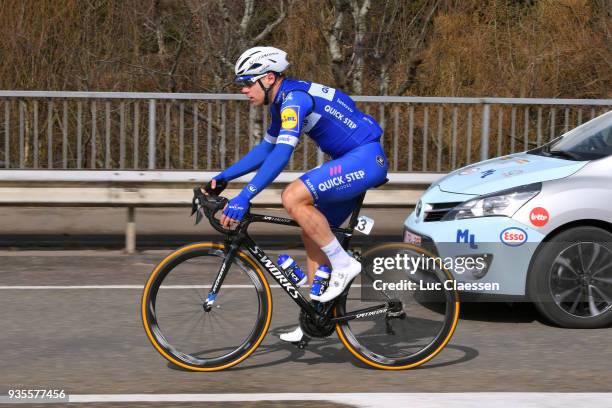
left=282, top=182, right=311, bottom=215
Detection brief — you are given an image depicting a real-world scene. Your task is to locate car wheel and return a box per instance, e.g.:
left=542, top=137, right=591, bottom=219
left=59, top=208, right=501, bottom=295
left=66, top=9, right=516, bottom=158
left=528, top=226, right=612, bottom=328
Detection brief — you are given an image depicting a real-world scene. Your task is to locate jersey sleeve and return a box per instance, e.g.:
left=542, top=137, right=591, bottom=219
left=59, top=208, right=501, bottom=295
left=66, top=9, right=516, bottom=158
left=265, top=111, right=280, bottom=143
left=276, top=91, right=314, bottom=148
left=215, top=139, right=275, bottom=181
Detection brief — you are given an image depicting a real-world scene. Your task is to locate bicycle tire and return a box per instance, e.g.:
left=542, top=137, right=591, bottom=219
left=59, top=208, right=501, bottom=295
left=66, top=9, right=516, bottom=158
left=335, top=243, right=460, bottom=370
left=142, top=242, right=272, bottom=371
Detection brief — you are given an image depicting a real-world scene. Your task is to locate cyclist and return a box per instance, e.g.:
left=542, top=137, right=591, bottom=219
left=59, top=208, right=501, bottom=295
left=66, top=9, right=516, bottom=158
left=205, top=46, right=388, bottom=342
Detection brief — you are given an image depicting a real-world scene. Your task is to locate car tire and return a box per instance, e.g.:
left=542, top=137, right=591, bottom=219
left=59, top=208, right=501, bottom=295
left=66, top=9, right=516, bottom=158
left=528, top=226, right=612, bottom=329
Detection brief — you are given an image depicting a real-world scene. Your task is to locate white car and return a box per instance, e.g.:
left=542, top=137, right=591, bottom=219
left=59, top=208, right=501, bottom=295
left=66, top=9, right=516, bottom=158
left=404, top=110, right=612, bottom=328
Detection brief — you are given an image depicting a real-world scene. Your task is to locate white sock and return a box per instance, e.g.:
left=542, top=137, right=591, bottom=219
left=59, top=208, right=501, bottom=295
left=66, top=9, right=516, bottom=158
left=321, top=237, right=352, bottom=270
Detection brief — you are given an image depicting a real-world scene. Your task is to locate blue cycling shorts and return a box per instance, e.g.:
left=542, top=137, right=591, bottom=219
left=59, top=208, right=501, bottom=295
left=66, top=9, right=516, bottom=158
left=299, top=142, right=388, bottom=227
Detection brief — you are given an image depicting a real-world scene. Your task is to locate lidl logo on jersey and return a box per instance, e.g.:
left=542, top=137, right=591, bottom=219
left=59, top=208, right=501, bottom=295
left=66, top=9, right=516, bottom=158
left=281, top=106, right=299, bottom=130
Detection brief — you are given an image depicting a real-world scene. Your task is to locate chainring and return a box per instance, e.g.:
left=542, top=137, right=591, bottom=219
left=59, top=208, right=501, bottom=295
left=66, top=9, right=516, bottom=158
left=299, top=309, right=336, bottom=338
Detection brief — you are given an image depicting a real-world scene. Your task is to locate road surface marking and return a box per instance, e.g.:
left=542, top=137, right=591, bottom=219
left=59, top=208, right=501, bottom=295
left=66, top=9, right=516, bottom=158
left=62, top=392, right=612, bottom=407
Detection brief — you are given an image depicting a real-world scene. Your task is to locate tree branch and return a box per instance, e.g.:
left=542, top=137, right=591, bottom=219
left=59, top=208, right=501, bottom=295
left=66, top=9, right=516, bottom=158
left=395, top=0, right=439, bottom=96
left=239, top=0, right=255, bottom=41
left=327, top=0, right=351, bottom=88
left=252, top=0, right=288, bottom=44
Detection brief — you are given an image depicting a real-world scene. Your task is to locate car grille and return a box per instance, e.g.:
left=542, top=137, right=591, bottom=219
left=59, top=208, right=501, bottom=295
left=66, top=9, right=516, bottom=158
left=424, top=202, right=462, bottom=222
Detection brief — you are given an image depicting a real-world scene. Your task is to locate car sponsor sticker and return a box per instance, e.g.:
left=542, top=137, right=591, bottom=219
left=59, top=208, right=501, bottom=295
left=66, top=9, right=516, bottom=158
left=456, top=229, right=478, bottom=249
left=530, top=207, right=550, bottom=227
left=502, top=169, right=523, bottom=177
left=404, top=230, right=422, bottom=245
left=500, top=227, right=528, bottom=246
left=459, top=167, right=479, bottom=176
left=480, top=169, right=496, bottom=179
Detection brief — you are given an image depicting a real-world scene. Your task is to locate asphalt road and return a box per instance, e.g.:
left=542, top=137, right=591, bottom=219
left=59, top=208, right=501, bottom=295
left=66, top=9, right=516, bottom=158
left=1, top=248, right=611, bottom=407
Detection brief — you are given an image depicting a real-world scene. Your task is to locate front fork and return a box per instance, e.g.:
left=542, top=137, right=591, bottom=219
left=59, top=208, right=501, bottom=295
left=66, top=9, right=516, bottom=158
left=203, top=241, right=240, bottom=312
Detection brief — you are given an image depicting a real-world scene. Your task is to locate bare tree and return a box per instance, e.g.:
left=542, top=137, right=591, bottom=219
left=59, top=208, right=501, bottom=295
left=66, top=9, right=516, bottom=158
left=395, top=0, right=439, bottom=96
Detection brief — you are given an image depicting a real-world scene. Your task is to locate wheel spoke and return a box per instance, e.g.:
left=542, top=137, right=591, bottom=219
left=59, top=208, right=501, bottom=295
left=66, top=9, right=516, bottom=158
left=591, top=261, right=612, bottom=278
left=585, top=243, right=601, bottom=272
left=587, top=285, right=601, bottom=317
left=191, top=287, right=205, bottom=302
left=568, top=287, right=584, bottom=315
left=590, top=284, right=612, bottom=305
left=555, top=256, right=580, bottom=277
left=592, top=276, right=612, bottom=285
left=577, top=243, right=587, bottom=272
left=556, top=285, right=581, bottom=302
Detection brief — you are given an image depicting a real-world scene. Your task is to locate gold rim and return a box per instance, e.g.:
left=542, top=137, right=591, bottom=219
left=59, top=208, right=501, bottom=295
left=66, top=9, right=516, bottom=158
left=336, top=243, right=460, bottom=370
left=141, top=242, right=272, bottom=372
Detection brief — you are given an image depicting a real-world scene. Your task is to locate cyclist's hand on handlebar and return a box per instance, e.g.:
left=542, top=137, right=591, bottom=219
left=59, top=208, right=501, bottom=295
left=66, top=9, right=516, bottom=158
left=221, top=194, right=250, bottom=228
left=202, top=178, right=227, bottom=196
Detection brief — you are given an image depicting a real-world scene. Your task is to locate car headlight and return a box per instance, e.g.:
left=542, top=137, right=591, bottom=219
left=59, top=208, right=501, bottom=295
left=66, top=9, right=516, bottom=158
left=442, top=183, right=541, bottom=221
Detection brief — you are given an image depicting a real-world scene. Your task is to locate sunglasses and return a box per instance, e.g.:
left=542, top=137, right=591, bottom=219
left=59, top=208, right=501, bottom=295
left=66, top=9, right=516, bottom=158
left=234, top=73, right=268, bottom=88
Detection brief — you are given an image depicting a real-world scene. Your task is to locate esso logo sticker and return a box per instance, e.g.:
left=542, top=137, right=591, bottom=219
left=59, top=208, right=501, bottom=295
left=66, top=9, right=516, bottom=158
left=500, top=227, right=528, bottom=246
left=529, top=207, right=550, bottom=227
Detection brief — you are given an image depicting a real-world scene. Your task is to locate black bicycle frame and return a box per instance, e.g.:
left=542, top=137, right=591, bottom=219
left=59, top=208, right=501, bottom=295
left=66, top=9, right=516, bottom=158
left=205, top=191, right=392, bottom=323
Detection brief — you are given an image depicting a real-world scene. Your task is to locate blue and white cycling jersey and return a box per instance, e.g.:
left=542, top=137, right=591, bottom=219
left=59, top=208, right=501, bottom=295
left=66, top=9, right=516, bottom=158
left=217, top=77, right=388, bottom=225
left=265, top=79, right=383, bottom=159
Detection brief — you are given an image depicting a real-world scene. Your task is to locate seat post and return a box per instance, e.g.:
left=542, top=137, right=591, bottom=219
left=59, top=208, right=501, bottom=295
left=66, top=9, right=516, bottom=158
left=340, top=192, right=366, bottom=249
left=339, top=178, right=388, bottom=249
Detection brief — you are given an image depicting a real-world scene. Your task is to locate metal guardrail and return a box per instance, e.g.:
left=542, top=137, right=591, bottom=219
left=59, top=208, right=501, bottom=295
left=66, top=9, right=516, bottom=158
left=0, top=169, right=443, bottom=185
left=0, top=169, right=439, bottom=253
left=0, top=91, right=610, bottom=173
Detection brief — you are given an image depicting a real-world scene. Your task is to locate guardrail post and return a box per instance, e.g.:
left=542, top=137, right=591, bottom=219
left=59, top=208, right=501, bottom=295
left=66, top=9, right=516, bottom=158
left=126, top=207, right=136, bottom=254
left=481, top=104, right=491, bottom=161
left=148, top=99, right=156, bottom=169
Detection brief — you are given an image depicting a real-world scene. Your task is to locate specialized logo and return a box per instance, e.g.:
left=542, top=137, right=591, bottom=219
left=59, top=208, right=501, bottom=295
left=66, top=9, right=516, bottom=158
left=480, top=169, right=496, bottom=178
left=247, top=184, right=258, bottom=194
left=500, top=227, right=528, bottom=246
left=318, top=170, right=366, bottom=192
left=281, top=107, right=299, bottom=130
left=530, top=207, right=549, bottom=227
left=515, top=159, right=530, bottom=164
left=456, top=229, right=478, bottom=249
left=355, top=309, right=387, bottom=319
left=263, top=216, right=291, bottom=224
left=376, top=155, right=385, bottom=167
left=459, top=167, right=479, bottom=176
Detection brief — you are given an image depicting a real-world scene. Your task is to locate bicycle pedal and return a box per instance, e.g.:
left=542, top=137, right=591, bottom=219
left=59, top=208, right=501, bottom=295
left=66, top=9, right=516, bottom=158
left=296, top=339, right=309, bottom=350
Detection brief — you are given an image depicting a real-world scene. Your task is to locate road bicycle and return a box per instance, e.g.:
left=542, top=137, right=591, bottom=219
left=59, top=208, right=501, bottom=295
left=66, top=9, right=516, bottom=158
left=141, top=185, right=460, bottom=371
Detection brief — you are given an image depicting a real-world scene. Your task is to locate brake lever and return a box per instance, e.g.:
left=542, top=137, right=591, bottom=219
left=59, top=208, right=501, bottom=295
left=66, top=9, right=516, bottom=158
left=191, top=188, right=207, bottom=225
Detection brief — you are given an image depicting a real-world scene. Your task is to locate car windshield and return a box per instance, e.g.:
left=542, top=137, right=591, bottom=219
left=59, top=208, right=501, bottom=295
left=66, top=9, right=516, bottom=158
left=529, top=110, right=612, bottom=161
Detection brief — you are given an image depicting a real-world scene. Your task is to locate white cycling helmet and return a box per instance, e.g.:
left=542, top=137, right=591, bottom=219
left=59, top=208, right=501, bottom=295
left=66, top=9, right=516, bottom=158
left=234, top=46, right=289, bottom=82
left=234, top=46, right=289, bottom=105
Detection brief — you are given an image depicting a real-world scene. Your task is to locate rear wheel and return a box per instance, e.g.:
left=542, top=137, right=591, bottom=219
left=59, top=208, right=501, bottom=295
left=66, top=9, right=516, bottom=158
left=335, top=243, right=460, bottom=370
left=528, top=226, right=612, bottom=328
left=142, top=242, right=272, bottom=371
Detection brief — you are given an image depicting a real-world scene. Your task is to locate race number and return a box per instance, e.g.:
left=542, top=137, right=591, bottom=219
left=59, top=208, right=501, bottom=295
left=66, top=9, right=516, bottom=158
left=355, top=215, right=374, bottom=235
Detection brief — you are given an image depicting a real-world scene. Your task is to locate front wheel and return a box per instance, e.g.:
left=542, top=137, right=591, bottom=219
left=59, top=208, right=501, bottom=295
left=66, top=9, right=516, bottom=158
left=335, top=243, right=460, bottom=370
left=528, top=226, right=612, bottom=328
left=141, top=242, right=272, bottom=371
